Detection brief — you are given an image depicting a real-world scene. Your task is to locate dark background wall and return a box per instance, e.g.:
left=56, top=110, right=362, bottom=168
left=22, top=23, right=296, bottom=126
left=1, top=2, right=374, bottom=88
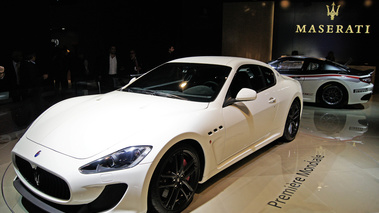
left=0, top=0, right=223, bottom=73
left=222, top=2, right=275, bottom=62
left=1, top=1, right=51, bottom=71
left=0, top=0, right=377, bottom=74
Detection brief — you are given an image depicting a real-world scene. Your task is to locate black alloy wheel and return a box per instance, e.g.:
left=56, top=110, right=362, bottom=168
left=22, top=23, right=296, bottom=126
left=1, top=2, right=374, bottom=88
left=320, top=84, right=347, bottom=108
left=149, top=144, right=200, bottom=213
left=281, top=100, right=301, bottom=142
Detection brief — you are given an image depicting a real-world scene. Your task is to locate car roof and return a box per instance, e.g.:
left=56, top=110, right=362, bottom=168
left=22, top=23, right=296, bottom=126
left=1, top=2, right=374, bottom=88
left=275, top=56, right=327, bottom=62
left=272, top=56, right=351, bottom=69
left=169, top=56, right=269, bottom=68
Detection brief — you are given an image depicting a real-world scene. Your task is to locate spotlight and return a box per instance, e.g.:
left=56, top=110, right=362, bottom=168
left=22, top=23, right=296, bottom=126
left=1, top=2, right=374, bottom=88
left=281, top=0, right=290, bottom=9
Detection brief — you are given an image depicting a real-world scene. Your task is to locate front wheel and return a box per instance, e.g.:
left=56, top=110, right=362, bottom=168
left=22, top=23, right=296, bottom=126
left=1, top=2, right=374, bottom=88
left=320, top=84, right=347, bottom=108
left=149, top=144, right=201, bottom=213
left=281, top=100, right=301, bottom=142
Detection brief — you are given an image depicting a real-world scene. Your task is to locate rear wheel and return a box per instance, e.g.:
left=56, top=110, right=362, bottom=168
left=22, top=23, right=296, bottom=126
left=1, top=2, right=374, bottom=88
left=281, top=99, right=301, bottom=142
left=149, top=144, right=200, bottom=213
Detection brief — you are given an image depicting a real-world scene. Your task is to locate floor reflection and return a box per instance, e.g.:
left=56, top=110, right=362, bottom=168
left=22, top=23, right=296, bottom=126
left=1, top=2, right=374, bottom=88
left=301, top=105, right=368, bottom=143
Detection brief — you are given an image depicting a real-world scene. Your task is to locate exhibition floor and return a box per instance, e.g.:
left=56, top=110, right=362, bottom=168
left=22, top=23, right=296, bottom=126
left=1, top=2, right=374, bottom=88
left=2, top=96, right=379, bottom=212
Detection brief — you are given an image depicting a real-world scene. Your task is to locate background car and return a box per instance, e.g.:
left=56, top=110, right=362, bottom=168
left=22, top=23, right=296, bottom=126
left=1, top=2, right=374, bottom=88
left=268, top=56, right=374, bottom=108
left=12, top=56, right=302, bottom=213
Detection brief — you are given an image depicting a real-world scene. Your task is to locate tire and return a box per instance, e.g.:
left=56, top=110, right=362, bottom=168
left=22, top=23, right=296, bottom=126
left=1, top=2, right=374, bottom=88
left=149, top=144, right=201, bottom=213
left=281, top=99, right=301, bottom=142
left=320, top=84, right=347, bottom=108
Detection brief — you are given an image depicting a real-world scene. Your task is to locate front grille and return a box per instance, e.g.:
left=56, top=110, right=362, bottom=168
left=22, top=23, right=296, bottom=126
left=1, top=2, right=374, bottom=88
left=15, top=178, right=128, bottom=213
left=15, top=155, right=71, bottom=200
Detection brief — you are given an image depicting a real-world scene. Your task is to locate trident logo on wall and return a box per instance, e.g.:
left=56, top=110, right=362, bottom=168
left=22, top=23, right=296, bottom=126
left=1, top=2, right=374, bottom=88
left=326, top=2, right=341, bottom=20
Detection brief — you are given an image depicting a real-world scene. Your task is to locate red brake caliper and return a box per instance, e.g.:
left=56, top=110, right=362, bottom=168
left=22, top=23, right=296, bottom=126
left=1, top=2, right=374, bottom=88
left=183, top=159, right=190, bottom=181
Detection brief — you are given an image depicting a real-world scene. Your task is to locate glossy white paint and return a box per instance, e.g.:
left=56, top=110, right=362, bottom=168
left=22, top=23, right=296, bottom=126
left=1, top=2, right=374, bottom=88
left=299, top=75, right=374, bottom=104
left=11, top=56, right=303, bottom=212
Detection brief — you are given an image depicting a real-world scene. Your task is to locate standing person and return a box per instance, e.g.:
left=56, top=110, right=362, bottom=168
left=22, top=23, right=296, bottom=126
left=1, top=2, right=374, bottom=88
left=99, top=45, right=124, bottom=91
left=0, top=66, right=5, bottom=80
left=20, top=52, right=48, bottom=95
left=70, top=51, right=92, bottom=95
left=70, top=51, right=90, bottom=83
left=326, top=51, right=335, bottom=61
left=10, top=50, right=22, bottom=101
left=19, top=52, right=48, bottom=119
left=3, top=50, right=22, bottom=101
left=52, top=48, right=70, bottom=93
left=108, top=45, right=118, bottom=88
left=0, top=66, right=10, bottom=93
left=127, top=49, right=142, bottom=77
left=166, top=45, right=176, bottom=62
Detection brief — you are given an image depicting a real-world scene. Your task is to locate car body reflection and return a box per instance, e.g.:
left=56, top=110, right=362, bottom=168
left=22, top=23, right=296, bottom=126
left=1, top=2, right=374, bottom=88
left=301, top=105, right=368, bottom=143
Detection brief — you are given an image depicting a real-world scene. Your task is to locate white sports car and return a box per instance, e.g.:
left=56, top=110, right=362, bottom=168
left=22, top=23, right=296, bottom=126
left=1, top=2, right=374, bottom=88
left=268, top=56, right=374, bottom=108
left=11, top=56, right=302, bottom=213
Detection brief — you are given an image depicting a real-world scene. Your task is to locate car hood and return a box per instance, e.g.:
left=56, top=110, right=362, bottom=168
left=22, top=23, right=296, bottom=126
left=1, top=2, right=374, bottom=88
left=26, top=91, right=209, bottom=159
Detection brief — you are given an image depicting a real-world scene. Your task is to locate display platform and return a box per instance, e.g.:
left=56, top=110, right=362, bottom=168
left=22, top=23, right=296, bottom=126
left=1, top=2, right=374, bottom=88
left=2, top=96, right=379, bottom=213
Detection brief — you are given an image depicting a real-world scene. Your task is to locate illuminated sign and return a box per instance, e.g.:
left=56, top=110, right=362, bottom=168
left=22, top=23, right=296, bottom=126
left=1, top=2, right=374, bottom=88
left=295, top=24, right=371, bottom=34
left=295, top=2, right=371, bottom=34
left=326, top=2, right=340, bottom=20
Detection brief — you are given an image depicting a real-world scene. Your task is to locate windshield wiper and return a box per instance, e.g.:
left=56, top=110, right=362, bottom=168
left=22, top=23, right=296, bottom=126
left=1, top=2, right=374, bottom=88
left=124, top=88, right=187, bottom=100
left=153, top=91, right=188, bottom=100
left=123, top=88, right=140, bottom=93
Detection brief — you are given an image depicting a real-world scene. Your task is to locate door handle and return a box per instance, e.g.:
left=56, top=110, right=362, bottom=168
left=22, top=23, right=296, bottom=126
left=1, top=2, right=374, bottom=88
left=269, top=97, right=276, bottom=104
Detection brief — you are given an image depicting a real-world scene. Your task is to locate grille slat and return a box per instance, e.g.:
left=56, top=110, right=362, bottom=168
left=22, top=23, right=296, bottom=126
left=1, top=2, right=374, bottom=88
left=15, top=155, right=71, bottom=200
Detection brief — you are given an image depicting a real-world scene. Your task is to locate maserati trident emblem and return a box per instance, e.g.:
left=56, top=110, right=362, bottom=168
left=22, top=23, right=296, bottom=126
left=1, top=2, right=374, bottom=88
left=326, top=2, right=340, bottom=20
left=33, top=168, right=41, bottom=186
left=31, top=165, right=41, bottom=186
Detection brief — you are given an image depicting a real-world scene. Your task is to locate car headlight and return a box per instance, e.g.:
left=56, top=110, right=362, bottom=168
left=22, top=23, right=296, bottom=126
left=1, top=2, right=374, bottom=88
left=79, top=146, right=152, bottom=174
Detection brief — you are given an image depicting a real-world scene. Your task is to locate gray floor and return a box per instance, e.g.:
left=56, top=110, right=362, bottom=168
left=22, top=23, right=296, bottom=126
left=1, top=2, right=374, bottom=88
left=2, top=95, right=379, bottom=212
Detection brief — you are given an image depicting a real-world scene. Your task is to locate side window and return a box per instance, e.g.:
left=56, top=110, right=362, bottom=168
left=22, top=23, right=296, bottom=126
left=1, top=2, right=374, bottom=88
left=228, top=66, right=254, bottom=98
left=227, top=65, right=276, bottom=101
left=247, top=66, right=266, bottom=92
left=307, top=62, right=320, bottom=71
left=259, top=66, right=276, bottom=89
left=268, top=61, right=279, bottom=69
left=277, top=60, right=304, bottom=71
left=323, top=63, right=345, bottom=71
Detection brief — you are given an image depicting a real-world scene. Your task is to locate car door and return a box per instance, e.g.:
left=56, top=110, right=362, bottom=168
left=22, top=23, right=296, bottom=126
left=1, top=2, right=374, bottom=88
left=301, top=60, right=325, bottom=99
left=220, top=65, right=279, bottom=163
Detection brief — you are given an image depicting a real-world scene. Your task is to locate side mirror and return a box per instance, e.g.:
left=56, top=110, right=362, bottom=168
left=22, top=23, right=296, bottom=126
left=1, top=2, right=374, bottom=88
left=128, top=77, right=137, bottom=85
left=223, top=88, right=257, bottom=107
left=120, top=77, right=138, bottom=90
left=235, top=88, right=257, bottom=102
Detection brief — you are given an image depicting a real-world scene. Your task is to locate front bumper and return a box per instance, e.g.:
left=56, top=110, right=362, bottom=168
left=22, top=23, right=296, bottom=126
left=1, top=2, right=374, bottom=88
left=14, top=178, right=128, bottom=212
left=12, top=138, right=152, bottom=212
left=349, top=83, right=374, bottom=104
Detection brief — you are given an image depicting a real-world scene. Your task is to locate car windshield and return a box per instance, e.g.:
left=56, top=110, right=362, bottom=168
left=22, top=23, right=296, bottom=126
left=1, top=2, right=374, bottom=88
left=122, top=63, right=231, bottom=102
